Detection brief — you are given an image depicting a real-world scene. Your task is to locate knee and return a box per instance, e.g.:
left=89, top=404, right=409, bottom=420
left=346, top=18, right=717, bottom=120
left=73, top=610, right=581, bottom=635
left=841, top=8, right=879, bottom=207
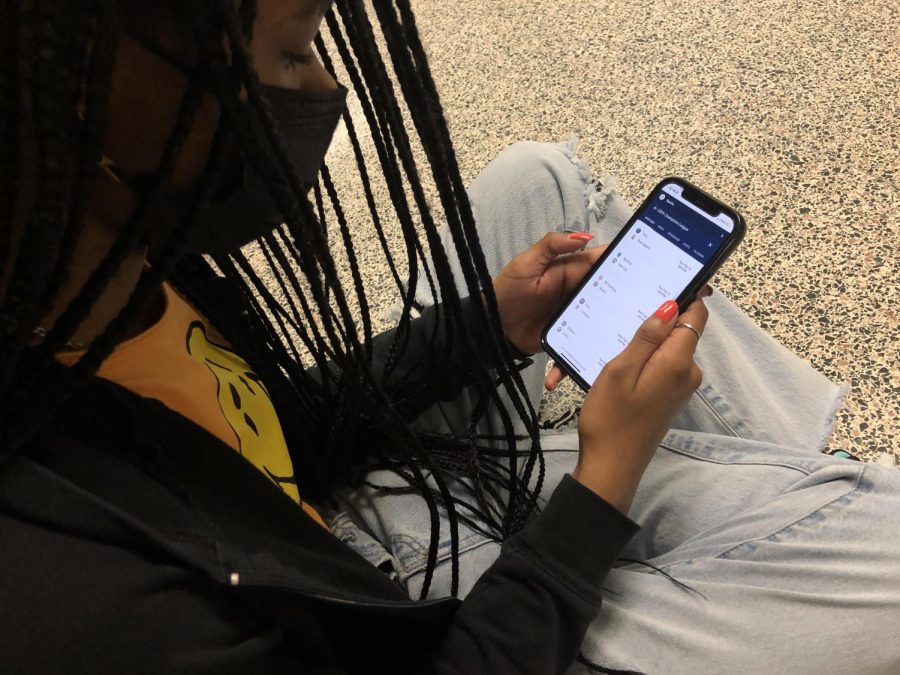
left=497, top=139, right=555, bottom=162
left=488, top=140, right=573, bottom=188
left=468, top=140, right=590, bottom=226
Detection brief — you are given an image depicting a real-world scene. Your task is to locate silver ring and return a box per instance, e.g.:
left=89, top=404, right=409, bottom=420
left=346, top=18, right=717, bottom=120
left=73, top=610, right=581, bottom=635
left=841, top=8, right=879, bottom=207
left=674, top=321, right=702, bottom=340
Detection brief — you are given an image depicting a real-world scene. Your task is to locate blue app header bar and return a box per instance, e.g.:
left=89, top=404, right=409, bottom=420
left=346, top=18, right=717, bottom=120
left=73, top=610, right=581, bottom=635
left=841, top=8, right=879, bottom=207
left=637, top=190, right=728, bottom=264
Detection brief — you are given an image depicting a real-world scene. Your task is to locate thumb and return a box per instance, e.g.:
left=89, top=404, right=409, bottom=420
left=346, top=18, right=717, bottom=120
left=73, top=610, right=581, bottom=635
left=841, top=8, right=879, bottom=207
left=544, top=363, right=568, bottom=390
left=613, top=299, right=679, bottom=375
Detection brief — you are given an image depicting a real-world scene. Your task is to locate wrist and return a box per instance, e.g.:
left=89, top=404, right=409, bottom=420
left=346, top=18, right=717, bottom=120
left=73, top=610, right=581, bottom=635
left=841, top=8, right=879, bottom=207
left=572, top=444, right=650, bottom=515
left=572, top=466, right=637, bottom=515
left=505, top=335, right=534, bottom=359
left=482, top=292, right=535, bottom=358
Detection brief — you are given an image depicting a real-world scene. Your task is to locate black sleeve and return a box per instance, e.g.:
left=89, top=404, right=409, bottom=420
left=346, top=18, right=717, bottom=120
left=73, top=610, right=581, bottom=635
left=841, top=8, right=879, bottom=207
left=429, top=474, right=640, bottom=674
left=0, top=474, right=635, bottom=674
left=317, top=297, right=532, bottom=422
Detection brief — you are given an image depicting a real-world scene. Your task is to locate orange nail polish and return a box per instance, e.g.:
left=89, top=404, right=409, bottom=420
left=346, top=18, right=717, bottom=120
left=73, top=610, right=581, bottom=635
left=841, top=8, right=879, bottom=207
left=568, top=232, right=593, bottom=242
left=654, top=300, right=678, bottom=321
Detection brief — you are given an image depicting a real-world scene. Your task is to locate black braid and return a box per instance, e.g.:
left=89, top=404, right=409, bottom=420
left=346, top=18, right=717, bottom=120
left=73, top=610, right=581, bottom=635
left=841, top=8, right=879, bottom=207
left=5, top=60, right=208, bottom=402
left=312, top=180, right=328, bottom=243
left=319, top=162, right=373, bottom=353
left=394, top=4, right=552, bottom=525
left=314, top=33, right=408, bottom=302
left=329, top=3, right=438, bottom=377
left=0, top=4, right=21, bottom=301
left=370, top=1, right=526, bottom=533
left=337, top=2, right=472, bottom=591
left=0, top=1, right=94, bottom=372
left=14, top=1, right=92, bottom=308
left=42, top=0, right=118, bottom=315
left=208, top=8, right=455, bottom=586
left=377, top=0, right=547, bottom=530
left=1, top=0, right=553, bottom=600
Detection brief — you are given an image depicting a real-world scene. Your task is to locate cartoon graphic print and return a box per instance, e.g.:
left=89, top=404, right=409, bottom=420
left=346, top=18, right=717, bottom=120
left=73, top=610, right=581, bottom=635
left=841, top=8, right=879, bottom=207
left=186, top=321, right=301, bottom=505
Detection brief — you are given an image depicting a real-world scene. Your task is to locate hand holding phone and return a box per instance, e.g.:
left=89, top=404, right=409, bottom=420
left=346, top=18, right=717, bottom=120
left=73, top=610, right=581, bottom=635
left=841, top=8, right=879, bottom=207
left=572, top=296, right=708, bottom=513
left=542, top=177, right=744, bottom=391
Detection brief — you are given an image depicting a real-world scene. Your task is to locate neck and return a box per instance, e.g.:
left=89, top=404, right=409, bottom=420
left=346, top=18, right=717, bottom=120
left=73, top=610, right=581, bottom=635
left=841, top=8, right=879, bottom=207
left=40, top=218, right=165, bottom=351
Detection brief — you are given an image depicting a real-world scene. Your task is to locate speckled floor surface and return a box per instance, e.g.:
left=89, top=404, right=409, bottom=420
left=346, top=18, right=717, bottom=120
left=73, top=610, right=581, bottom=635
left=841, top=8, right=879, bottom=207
left=317, top=1, right=898, bottom=462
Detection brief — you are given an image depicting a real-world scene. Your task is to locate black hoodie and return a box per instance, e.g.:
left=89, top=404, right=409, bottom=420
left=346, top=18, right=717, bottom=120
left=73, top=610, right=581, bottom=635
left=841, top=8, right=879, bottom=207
left=0, top=294, right=637, bottom=674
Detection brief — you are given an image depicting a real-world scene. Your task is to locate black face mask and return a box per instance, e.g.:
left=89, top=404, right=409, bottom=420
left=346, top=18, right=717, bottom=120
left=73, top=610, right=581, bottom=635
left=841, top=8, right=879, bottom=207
left=184, top=83, right=348, bottom=255
left=98, top=30, right=348, bottom=257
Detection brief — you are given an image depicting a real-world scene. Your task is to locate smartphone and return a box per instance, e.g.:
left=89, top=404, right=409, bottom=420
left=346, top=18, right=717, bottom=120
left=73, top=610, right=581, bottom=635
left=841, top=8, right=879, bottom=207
left=541, top=177, right=745, bottom=391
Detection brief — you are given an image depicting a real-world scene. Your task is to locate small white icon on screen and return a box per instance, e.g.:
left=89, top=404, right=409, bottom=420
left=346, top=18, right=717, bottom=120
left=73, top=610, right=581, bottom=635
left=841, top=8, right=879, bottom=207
left=659, top=194, right=666, bottom=201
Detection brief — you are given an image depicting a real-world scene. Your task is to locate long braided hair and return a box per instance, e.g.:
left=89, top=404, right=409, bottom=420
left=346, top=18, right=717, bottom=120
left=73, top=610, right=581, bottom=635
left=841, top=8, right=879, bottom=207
left=0, top=0, right=546, bottom=599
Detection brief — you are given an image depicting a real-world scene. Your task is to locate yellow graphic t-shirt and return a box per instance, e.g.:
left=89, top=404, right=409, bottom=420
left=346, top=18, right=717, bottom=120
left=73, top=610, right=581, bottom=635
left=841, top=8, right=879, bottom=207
left=58, top=283, right=326, bottom=528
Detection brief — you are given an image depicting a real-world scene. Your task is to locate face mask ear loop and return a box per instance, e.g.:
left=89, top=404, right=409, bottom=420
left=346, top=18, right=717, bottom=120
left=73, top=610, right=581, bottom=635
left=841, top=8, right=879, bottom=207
left=74, top=102, right=128, bottom=186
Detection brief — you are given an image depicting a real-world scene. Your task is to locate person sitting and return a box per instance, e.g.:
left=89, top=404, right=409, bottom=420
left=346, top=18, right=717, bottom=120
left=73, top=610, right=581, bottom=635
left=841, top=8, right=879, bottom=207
left=1, top=1, right=897, bottom=673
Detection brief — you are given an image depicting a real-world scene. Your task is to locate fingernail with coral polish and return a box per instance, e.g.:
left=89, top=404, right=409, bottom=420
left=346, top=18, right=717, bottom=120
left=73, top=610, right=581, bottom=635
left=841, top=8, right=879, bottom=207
left=568, top=232, right=593, bottom=242
left=654, top=300, right=678, bottom=322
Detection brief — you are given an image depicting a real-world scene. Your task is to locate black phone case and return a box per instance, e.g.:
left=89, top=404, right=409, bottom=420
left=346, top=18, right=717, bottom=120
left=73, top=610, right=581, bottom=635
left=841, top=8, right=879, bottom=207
left=540, top=176, right=746, bottom=392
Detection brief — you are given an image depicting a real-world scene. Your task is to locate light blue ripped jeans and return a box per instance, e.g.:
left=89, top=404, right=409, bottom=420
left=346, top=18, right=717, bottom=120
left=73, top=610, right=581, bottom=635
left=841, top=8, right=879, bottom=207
left=328, top=140, right=900, bottom=674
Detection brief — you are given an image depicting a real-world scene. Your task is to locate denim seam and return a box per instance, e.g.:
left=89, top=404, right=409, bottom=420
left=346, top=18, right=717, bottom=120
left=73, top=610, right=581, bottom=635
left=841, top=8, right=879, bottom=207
left=712, top=464, right=864, bottom=561
left=658, top=440, right=815, bottom=476
left=694, top=386, right=741, bottom=438
left=655, top=464, right=865, bottom=572
left=812, top=380, right=850, bottom=452
left=393, top=531, right=494, bottom=579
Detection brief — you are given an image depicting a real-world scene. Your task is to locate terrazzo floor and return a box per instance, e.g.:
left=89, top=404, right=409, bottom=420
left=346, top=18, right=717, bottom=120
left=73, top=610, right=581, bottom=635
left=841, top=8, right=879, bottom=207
left=317, top=0, right=898, bottom=462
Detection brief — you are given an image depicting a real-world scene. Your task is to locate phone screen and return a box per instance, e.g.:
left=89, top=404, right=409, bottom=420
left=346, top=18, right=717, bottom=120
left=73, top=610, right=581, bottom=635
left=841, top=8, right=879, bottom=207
left=544, top=180, right=736, bottom=386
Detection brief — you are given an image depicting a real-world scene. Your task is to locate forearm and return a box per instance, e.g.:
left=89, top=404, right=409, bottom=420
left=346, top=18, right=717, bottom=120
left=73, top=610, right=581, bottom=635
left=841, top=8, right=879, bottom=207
left=367, top=298, right=530, bottom=421
left=430, top=475, right=639, bottom=674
